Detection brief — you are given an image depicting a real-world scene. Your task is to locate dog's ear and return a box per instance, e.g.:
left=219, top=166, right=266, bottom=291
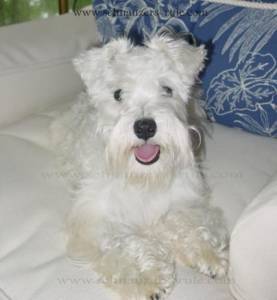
left=147, top=33, right=206, bottom=84
left=73, top=47, right=103, bottom=88
left=73, top=38, right=132, bottom=89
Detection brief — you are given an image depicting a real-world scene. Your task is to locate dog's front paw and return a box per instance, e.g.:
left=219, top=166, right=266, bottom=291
left=142, top=261, right=176, bottom=300
left=149, top=289, right=167, bottom=300
left=195, top=228, right=229, bottom=278
left=103, top=239, right=176, bottom=300
left=196, top=248, right=229, bottom=278
left=120, top=271, right=175, bottom=300
left=177, top=226, right=229, bottom=279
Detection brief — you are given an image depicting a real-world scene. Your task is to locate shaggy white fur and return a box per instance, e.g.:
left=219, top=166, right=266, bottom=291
left=51, top=34, right=229, bottom=300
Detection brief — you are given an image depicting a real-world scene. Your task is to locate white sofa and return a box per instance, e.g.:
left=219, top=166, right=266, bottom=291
left=0, top=11, right=277, bottom=300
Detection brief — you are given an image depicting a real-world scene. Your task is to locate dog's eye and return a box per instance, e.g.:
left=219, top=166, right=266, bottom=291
left=162, top=86, right=173, bottom=97
left=114, top=89, right=122, bottom=102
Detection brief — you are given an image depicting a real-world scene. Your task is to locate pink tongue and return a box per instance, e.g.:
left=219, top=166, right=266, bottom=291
left=134, top=144, right=160, bottom=163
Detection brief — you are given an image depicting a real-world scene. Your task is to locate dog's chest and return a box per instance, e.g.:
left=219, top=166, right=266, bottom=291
left=94, top=180, right=195, bottom=227
left=78, top=172, right=202, bottom=227
left=107, top=190, right=171, bottom=226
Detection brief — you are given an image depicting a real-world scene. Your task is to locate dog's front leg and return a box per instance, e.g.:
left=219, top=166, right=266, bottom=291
left=67, top=219, right=176, bottom=300
left=160, top=205, right=229, bottom=278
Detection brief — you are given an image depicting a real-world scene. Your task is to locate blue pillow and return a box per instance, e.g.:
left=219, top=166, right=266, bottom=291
left=93, top=0, right=277, bottom=137
left=192, top=1, right=277, bottom=138
left=93, top=0, right=199, bottom=43
left=246, top=0, right=276, bottom=2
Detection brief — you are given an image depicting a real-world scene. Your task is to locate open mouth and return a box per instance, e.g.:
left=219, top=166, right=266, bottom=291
left=134, top=144, right=160, bottom=165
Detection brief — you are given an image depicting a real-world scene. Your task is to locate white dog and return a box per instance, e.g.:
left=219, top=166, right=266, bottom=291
left=51, top=34, right=229, bottom=300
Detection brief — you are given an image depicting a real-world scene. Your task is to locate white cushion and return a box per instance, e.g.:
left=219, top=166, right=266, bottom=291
left=0, top=108, right=277, bottom=300
left=0, top=12, right=99, bottom=128
left=229, top=173, right=277, bottom=300
left=204, top=125, right=277, bottom=230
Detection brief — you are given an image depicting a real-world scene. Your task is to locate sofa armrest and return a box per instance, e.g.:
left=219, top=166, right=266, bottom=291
left=229, top=173, right=277, bottom=300
left=0, top=11, right=99, bottom=129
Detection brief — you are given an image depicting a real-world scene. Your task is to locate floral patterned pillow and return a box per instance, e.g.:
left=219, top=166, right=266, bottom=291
left=93, top=0, right=277, bottom=137
left=192, top=1, right=277, bottom=137
left=93, top=0, right=199, bottom=44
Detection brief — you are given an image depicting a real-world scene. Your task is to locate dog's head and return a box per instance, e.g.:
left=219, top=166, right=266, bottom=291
left=74, top=34, right=206, bottom=187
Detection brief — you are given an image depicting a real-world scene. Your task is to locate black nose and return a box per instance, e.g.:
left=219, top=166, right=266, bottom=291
left=134, top=118, right=157, bottom=140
